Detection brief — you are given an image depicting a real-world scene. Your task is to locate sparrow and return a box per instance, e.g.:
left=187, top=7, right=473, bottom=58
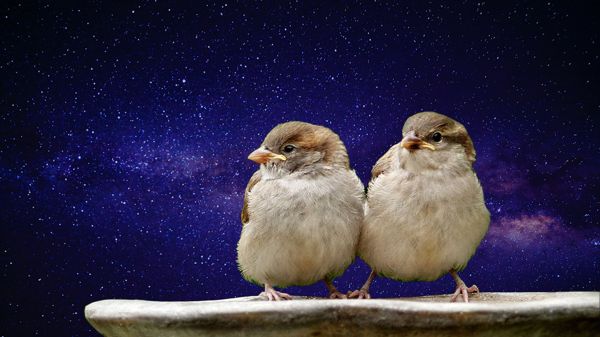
left=349, top=112, right=490, bottom=302
left=237, top=121, right=365, bottom=301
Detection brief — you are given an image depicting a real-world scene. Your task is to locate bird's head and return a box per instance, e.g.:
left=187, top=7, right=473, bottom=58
left=248, top=121, right=349, bottom=176
left=399, top=112, right=476, bottom=171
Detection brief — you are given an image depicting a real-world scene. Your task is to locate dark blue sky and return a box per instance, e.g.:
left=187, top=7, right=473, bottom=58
left=1, top=1, right=599, bottom=336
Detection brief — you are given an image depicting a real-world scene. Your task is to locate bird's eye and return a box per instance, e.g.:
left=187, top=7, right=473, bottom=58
left=432, top=132, right=442, bottom=142
left=282, top=145, right=295, bottom=153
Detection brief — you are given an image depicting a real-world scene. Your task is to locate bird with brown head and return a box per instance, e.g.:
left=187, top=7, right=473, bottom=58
left=350, top=112, right=490, bottom=302
left=237, top=121, right=365, bottom=300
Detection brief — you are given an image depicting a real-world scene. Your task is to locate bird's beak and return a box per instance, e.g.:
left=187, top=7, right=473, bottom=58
left=248, top=148, right=287, bottom=164
left=400, top=132, right=435, bottom=151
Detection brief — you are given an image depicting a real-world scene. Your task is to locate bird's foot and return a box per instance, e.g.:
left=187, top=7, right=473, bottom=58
left=348, top=270, right=376, bottom=299
left=260, top=284, right=292, bottom=301
left=450, top=284, right=479, bottom=303
left=328, top=290, right=347, bottom=299
left=260, top=289, right=292, bottom=301
left=347, top=289, right=371, bottom=299
left=323, top=278, right=347, bottom=299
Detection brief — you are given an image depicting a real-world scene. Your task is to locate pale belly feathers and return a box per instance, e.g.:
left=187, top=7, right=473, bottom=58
left=237, top=170, right=364, bottom=287
left=359, top=168, right=489, bottom=281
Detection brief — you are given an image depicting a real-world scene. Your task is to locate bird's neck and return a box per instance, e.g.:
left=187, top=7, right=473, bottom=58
left=260, top=162, right=341, bottom=180
left=397, top=148, right=472, bottom=177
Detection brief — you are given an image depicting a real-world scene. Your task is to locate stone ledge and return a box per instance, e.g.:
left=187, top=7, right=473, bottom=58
left=85, top=292, right=600, bottom=337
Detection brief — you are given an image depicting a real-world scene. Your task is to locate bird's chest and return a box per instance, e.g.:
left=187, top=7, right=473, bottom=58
left=370, top=170, right=482, bottom=233
left=365, top=169, right=489, bottom=278
left=249, top=175, right=348, bottom=232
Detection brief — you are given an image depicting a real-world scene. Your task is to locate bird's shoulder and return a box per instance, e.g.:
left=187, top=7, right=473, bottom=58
left=241, top=170, right=262, bottom=225
left=371, top=143, right=400, bottom=181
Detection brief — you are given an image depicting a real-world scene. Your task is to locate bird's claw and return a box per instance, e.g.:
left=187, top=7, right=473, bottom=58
left=260, top=289, right=293, bottom=301
left=328, top=291, right=348, bottom=299
left=347, top=289, right=371, bottom=299
left=450, top=284, right=479, bottom=303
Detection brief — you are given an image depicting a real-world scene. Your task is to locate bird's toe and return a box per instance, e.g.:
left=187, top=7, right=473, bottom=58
left=348, top=289, right=371, bottom=299
left=329, top=291, right=348, bottom=299
left=450, top=284, right=479, bottom=303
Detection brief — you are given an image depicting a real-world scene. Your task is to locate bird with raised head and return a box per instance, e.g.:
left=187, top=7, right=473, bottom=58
left=349, top=112, right=489, bottom=302
left=237, top=121, right=365, bottom=300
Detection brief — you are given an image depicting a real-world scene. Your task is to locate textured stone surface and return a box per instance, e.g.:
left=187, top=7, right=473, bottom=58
left=85, top=292, right=600, bottom=337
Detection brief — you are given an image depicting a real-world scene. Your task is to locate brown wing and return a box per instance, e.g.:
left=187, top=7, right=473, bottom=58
left=371, top=144, right=399, bottom=181
left=241, top=170, right=262, bottom=225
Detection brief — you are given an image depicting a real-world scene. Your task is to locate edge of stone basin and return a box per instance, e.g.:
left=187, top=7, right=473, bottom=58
left=85, top=291, right=600, bottom=330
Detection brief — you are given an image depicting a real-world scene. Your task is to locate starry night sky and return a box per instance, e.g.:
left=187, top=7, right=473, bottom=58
left=1, top=1, right=599, bottom=336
